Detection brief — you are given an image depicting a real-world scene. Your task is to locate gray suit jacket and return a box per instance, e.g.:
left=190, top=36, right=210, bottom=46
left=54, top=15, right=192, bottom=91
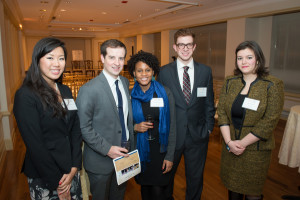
left=157, top=61, right=215, bottom=149
left=76, top=72, right=134, bottom=174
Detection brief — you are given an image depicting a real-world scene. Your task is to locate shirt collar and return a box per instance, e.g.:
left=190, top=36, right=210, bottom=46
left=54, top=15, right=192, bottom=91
left=103, top=69, right=121, bottom=87
left=177, top=58, right=194, bottom=70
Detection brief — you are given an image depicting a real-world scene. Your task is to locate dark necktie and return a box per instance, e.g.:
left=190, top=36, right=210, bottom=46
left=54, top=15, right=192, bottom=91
left=115, top=80, right=127, bottom=142
left=183, top=66, right=191, bottom=104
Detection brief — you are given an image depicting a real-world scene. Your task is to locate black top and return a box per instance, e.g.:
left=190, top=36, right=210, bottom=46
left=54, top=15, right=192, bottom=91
left=135, top=93, right=172, bottom=186
left=231, top=94, right=247, bottom=130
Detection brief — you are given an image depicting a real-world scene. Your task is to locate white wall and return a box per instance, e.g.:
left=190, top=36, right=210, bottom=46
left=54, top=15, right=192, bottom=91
left=225, top=18, right=246, bottom=77
left=0, top=0, right=23, bottom=152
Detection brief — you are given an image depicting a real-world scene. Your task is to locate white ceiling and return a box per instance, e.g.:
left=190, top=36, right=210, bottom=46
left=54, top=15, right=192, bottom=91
left=11, top=0, right=300, bottom=37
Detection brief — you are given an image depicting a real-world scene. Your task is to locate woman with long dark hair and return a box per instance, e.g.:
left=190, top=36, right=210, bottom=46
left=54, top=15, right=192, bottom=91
left=13, top=37, right=82, bottom=200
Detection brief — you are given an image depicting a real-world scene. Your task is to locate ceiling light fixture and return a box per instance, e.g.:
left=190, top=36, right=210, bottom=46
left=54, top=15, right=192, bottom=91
left=60, top=9, right=66, bottom=12
left=156, top=0, right=199, bottom=6
left=40, top=9, right=47, bottom=12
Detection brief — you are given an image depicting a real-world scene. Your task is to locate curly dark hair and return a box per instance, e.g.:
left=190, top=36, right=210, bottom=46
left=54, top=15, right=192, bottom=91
left=234, top=41, right=269, bottom=77
left=127, top=50, right=160, bottom=77
left=23, top=37, right=67, bottom=117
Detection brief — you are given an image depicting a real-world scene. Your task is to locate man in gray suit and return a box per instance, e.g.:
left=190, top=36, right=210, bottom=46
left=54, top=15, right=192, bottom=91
left=157, top=29, right=215, bottom=200
left=76, top=39, right=134, bottom=200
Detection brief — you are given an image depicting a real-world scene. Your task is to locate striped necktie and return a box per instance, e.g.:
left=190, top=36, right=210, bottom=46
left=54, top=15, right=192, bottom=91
left=183, top=66, right=191, bottom=104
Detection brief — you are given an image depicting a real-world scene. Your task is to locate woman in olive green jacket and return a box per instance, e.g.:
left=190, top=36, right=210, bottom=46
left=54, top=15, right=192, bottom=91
left=217, top=41, right=284, bottom=200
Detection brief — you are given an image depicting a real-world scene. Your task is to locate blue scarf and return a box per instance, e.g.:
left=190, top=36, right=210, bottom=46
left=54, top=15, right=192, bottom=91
left=131, top=80, right=170, bottom=168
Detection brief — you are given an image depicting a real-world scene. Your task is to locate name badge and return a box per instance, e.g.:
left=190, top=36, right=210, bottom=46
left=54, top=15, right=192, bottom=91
left=63, top=99, right=78, bottom=110
left=242, top=97, right=260, bottom=111
left=150, top=98, right=164, bottom=107
left=197, top=87, right=207, bottom=97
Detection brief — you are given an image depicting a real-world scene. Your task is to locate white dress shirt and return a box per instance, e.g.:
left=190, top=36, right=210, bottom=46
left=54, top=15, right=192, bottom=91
left=177, top=59, right=195, bottom=93
left=103, top=70, right=129, bottom=140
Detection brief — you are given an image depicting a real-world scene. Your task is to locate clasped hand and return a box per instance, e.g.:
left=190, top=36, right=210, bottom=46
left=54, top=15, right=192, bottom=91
left=228, top=140, right=245, bottom=155
left=57, top=167, right=77, bottom=200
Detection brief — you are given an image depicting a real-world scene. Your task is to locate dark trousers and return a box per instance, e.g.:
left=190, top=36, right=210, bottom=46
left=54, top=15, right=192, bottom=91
left=86, top=170, right=127, bottom=200
left=165, top=133, right=209, bottom=200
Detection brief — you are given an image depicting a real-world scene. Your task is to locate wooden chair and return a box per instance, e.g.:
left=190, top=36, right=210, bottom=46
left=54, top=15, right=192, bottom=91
left=71, top=61, right=83, bottom=75
left=98, top=61, right=103, bottom=69
left=84, top=60, right=94, bottom=76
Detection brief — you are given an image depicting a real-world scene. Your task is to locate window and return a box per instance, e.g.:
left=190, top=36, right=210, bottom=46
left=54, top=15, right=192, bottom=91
left=270, top=12, right=300, bottom=93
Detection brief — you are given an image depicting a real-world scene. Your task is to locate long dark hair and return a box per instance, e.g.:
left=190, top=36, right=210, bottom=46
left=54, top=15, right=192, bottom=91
left=234, top=41, right=269, bottom=77
left=23, top=37, right=67, bottom=117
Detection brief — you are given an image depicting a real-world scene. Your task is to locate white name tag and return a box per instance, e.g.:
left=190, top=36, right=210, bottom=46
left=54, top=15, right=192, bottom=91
left=242, top=97, right=260, bottom=111
left=150, top=98, right=164, bottom=107
left=63, top=99, right=78, bottom=110
left=197, top=87, right=207, bottom=97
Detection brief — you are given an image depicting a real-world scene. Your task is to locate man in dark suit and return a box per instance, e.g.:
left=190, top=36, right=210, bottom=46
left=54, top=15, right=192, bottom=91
left=76, top=39, right=134, bottom=200
left=157, top=29, right=215, bottom=200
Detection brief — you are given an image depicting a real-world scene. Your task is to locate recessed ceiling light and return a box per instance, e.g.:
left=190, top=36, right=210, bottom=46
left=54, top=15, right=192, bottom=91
left=79, top=28, right=82, bottom=31
left=60, top=9, right=66, bottom=12
left=19, top=24, right=23, bottom=30
left=102, top=12, right=107, bottom=15
left=65, top=1, right=71, bottom=3
left=40, top=9, right=46, bottom=12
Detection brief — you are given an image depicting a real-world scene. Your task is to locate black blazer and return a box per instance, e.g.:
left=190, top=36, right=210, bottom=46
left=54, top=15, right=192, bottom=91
left=13, top=83, right=82, bottom=190
left=157, top=61, right=215, bottom=149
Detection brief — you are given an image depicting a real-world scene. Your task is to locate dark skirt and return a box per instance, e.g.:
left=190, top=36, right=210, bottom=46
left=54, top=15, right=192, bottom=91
left=27, top=172, right=83, bottom=200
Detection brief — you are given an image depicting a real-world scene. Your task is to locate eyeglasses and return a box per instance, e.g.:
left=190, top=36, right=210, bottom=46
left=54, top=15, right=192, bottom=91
left=176, top=43, right=194, bottom=50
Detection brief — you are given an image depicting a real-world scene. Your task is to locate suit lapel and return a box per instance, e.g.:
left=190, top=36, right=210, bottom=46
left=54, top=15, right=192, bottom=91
left=189, top=62, right=200, bottom=106
left=120, top=76, right=130, bottom=103
left=120, top=76, right=133, bottom=126
left=170, top=62, right=188, bottom=106
left=98, top=73, right=119, bottom=118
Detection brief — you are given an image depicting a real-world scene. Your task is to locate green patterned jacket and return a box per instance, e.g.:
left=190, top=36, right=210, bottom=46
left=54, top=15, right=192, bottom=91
left=217, top=75, right=284, bottom=150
